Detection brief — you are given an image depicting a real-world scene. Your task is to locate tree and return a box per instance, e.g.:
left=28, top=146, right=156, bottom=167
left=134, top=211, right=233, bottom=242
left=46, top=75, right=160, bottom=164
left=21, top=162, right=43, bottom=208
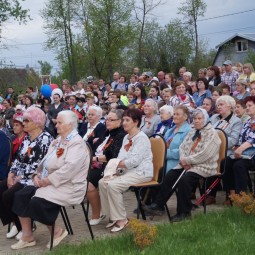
left=133, top=0, right=164, bottom=68
left=0, top=0, right=30, bottom=41
left=84, top=0, right=135, bottom=80
left=178, top=0, right=206, bottom=66
left=38, top=60, right=52, bottom=75
left=41, top=0, right=79, bottom=83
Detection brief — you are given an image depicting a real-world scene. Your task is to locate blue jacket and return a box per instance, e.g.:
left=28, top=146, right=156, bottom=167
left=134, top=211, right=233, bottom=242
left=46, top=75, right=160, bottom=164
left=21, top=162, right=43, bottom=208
left=0, top=131, right=11, bottom=180
left=164, top=121, right=191, bottom=172
left=193, top=90, right=212, bottom=107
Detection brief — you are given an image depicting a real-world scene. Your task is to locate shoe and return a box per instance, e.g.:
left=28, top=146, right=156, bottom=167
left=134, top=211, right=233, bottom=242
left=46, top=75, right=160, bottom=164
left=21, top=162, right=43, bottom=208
left=206, top=196, right=216, bottom=205
left=111, top=219, right=129, bottom=233
left=133, top=208, right=152, bottom=216
left=106, top=220, right=117, bottom=229
left=11, top=239, right=36, bottom=250
left=89, top=215, right=106, bottom=226
left=46, top=229, right=68, bottom=249
left=170, top=213, right=191, bottom=223
left=6, top=225, right=18, bottom=239
left=15, top=231, right=22, bottom=241
left=143, top=204, right=164, bottom=216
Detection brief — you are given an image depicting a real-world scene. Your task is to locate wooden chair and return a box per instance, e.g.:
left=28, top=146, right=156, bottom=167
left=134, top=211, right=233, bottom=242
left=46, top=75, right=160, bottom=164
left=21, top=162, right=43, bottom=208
left=129, top=134, right=168, bottom=220
left=196, top=128, right=228, bottom=213
left=50, top=142, right=94, bottom=250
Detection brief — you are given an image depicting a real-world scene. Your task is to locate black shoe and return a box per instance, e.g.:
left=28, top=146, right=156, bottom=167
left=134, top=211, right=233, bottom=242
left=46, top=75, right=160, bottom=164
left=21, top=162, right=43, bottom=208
left=133, top=208, right=152, bottom=216
left=143, top=204, right=165, bottom=216
left=170, top=213, right=191, bottom=223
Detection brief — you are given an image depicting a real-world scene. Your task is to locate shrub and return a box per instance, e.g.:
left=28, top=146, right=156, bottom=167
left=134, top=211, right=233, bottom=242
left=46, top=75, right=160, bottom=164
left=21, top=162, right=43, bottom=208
left=230, top=192, right=255, bottom=215
left=128, top=218, right=157, bottom=250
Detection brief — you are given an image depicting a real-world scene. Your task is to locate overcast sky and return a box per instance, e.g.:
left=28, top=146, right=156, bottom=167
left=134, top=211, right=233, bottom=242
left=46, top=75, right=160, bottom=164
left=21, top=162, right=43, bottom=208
left=1, top=0, right=255, bottom=74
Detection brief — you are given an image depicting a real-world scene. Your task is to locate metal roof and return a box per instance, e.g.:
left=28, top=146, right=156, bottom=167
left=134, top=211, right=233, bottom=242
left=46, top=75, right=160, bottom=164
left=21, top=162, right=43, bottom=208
left=216, top=33, right=255, bottom=48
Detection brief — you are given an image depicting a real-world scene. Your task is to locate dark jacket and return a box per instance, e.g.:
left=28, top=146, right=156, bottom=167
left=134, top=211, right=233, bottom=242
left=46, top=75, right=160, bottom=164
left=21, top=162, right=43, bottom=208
left=79, top=122, right=106, bottom=154
left=0, top=131, right=12, bottom=180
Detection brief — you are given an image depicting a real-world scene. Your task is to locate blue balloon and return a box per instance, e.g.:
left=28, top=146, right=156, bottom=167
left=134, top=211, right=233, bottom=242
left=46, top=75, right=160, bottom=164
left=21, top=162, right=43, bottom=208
left=41, top=84, right=52, bottom=97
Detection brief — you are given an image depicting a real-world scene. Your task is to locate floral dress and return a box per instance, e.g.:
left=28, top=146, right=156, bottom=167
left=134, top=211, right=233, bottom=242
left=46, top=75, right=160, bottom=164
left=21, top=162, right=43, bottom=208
left=9, top=131, right=53, bottom=185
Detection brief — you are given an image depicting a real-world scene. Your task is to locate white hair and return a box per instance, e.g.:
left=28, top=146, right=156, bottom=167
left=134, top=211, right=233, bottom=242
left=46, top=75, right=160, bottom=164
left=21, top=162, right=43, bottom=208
left=216, top=95, right=236, bottom=110
left=87, top=105, right=102, bottom=118
left=183, top=71, right=192, bottom=78
left=58, top=111, right=78, bottom=129
left=145, top=98, right=158, bottom=113
left=159, top=105, right=174, bottom=116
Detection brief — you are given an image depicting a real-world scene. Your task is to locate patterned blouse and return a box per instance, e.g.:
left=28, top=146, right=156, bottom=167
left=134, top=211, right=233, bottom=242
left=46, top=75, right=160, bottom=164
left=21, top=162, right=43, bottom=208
left=9, top=131, right=53, bottom=185
left=238, top=119, right=255, bottom=146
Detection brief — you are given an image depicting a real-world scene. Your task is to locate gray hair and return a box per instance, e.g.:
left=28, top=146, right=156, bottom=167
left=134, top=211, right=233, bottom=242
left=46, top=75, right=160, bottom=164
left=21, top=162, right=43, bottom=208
left=58, top=111, right=78, bottom=129
left=216, top=95, right=236, bottom=110
left=110, top=109, right=124, bottom=120
left=87, top=105, right=102, bottom=118
left=159, top=105, right=174, bottom=116
left=145, top=98, right=158, bottom=113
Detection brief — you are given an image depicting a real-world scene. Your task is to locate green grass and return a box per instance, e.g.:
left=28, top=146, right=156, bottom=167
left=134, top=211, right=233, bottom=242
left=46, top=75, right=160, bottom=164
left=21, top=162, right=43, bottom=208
left=47, top=208, right=255, bottom=255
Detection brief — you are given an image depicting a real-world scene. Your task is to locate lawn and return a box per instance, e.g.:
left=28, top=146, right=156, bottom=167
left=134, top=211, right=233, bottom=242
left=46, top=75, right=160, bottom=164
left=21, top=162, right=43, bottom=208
left=47, top=208, right=255, bottom=255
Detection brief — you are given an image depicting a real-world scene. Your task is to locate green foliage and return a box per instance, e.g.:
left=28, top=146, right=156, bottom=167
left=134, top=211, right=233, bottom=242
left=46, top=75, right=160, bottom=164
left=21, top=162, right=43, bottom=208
left=244, top=49, right=255, bottom=66
left=0, top=0, right=30, bottom=26
left=38, top=60, right=53, bottom=75
left=46, top=208, right=255, bottom=255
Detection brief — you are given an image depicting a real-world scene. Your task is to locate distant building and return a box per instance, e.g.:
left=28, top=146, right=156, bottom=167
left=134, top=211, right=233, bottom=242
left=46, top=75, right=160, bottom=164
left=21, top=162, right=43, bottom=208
left=213, top=33, right=255, bottom=66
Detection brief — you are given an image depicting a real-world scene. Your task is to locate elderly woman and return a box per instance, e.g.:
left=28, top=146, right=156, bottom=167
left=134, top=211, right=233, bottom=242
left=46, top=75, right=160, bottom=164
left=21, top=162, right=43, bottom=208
left=11, top=115, right=27, bottom=159
left=235, top=99, right=250, bottom=124
left=202, top=97, right=215, bottom=117
left=144, top=108, right=221, bottom=222
left=164, top=105, right=191, bottom=173
left=88, top=109, right=126, bottom=225
left=140, top=99, right=161, bottom=137
left=11, top=111, right=90, bottom=250
left=235, top=79, right=250, bottom=100
left=205, top=96, right=242, bottom=204
left=79, top=105, right=106, bottom=154
left=0, top=107, right=52, bottom=241
left=192, top=78, right=212, bottom=107
left=169, top=81, right=195, bottom=111
left=155, top=105, right=175, bottom=135
left=222, top=96, right=255, bottom=200
left=99, top=109, right=153, bottom=232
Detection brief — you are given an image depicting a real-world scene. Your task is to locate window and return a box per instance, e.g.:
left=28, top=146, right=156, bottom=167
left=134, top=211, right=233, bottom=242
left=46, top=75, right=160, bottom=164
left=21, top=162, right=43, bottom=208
left=236, top=40, right=248, bottom=52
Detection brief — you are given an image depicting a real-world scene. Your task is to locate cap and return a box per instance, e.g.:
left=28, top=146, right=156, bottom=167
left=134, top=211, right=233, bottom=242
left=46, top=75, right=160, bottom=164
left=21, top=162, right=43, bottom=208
left=15, top=104, right=23, bottom=111
left=145, top=71, right=153, bottom=77
left=223, top=60, right=232, bottom=66
left=13, top=114, right=23, bottom=124
left=152, top=77, right=159, bottom=82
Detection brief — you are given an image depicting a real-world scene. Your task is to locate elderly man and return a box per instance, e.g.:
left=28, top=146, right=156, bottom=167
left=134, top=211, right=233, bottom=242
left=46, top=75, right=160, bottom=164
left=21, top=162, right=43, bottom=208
left=221, top=60, right=239, bottom=94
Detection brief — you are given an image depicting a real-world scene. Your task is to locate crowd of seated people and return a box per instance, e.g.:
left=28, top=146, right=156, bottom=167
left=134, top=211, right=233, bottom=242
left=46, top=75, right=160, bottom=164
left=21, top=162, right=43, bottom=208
left=1, top=61, right=255, bottom=249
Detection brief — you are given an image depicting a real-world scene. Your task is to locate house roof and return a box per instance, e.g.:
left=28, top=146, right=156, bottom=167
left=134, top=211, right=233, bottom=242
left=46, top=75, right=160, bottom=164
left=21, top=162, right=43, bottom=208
left=216, top=33, right=255, bottom=48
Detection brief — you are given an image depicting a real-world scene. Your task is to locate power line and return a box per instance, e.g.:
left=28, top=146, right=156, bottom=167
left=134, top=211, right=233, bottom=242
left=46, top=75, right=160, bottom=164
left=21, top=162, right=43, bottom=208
left=197, top=8, right=255, bottom=22
left=199, top=25, right=255, bottom=36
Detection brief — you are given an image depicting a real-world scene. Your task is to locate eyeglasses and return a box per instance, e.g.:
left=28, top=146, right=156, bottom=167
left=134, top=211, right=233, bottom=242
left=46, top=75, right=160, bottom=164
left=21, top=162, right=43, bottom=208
left=106, top=118, right=119, bottom=122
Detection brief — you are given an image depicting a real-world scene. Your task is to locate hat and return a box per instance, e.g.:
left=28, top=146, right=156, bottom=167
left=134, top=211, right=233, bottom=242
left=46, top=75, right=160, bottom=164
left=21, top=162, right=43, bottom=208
left=87, top=76, right=94, bottom=81
left=223, top=60, right=232, bottom=66
left=13, top=114, right=23, bottom=124
left=85, top=93, right=94, bottom=99
left=152, top=77, right=159, bottom=82
left=15, top=104, right=23, bottom=111
left=145, top=71, right=153, bottom=77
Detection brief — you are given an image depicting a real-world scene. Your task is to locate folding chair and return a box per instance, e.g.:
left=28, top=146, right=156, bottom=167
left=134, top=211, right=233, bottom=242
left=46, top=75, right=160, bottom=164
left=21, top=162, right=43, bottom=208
left=129, top=134, right=168, bottom=220
left=196, top=128, right=228, bottom=214
left=50, top=142, right=94, bottom=250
